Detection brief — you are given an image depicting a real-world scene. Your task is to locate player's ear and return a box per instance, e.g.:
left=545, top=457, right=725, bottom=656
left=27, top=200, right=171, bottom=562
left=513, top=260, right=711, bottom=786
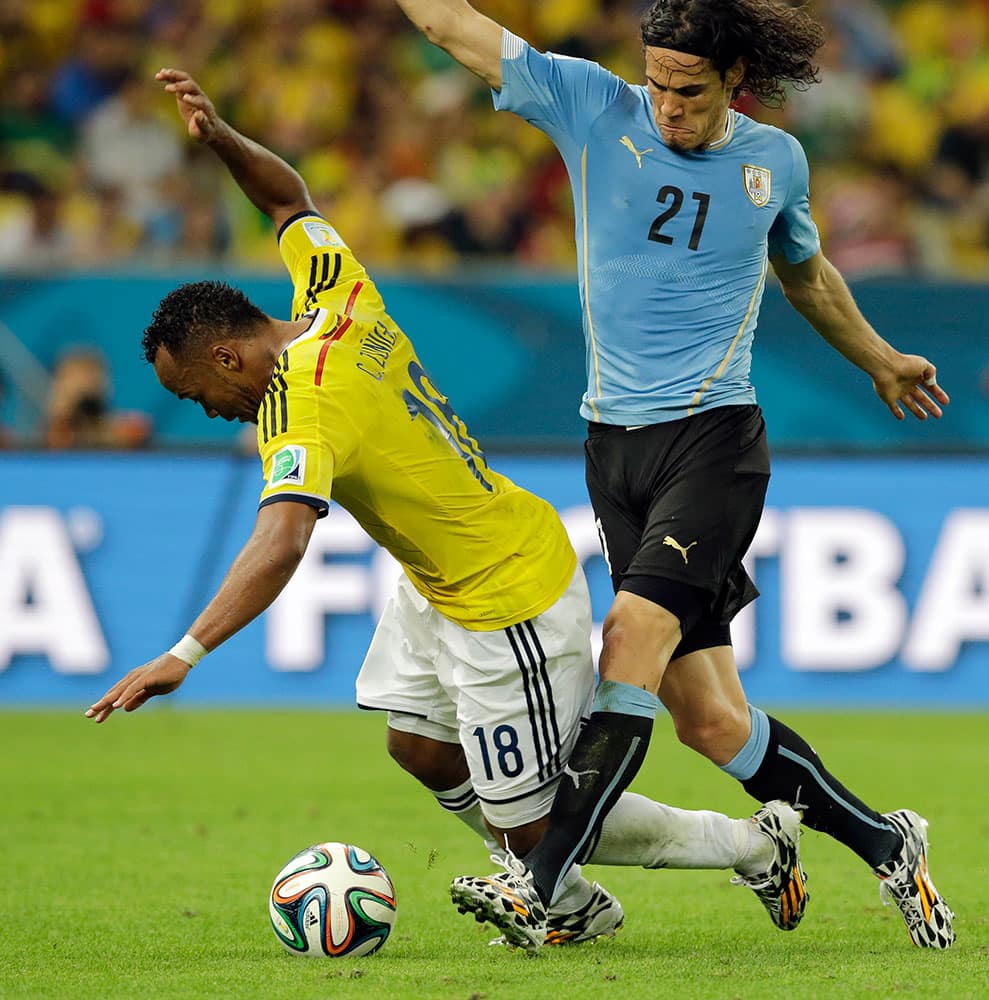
left=212, top=343, right=241, bottom=371
left=725, top=57, right=747, bottom=91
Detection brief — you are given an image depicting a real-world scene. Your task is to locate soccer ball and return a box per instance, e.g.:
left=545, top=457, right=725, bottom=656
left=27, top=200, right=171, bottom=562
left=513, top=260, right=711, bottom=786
left=268, top=842, right=397, bottom=957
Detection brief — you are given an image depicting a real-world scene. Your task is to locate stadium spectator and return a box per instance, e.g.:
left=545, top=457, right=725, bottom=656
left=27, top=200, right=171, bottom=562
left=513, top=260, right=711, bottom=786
left=48, top=19, right=139, bottom=127
left=814, top=163, right=920, bottom=277
left=43, top=347, right=151, bottom=450
left=930, top=101, right=989, bottom=209
left=826, top=0, right=903, bottom=78
left=0, top=66, right=75, bottom=175
left=0, top=1, right=987, bottom=272
left=80, top=72, right=184, bottom=232
left=0, top=173, right=74, bottom=271
left=784, top=31, right=873, bottom=163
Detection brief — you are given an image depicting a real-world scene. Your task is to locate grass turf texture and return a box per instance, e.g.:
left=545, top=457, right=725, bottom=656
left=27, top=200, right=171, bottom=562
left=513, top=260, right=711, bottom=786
left=1, top=710, right=985, bottom=999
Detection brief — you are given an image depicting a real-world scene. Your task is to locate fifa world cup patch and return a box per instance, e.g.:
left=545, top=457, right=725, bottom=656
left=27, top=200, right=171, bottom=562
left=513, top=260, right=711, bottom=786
left=742, top=165, right=772, bottom=207
left=302, top=219, right=345, bottom=248
left=269, top=445, right=307, bottom=486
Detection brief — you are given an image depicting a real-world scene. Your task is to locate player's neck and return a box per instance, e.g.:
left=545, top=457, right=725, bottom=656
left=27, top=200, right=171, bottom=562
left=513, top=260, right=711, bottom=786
left=249, top=317, right=309, bottom=387
left=269, top=317, right=311, bottom=357
left=697, top=108, right=732, bottom=151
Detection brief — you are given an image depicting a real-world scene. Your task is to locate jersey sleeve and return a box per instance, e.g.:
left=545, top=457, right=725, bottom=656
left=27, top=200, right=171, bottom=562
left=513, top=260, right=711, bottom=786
left=276, top=211, right=349, bottom=319
left=767, top=133, right=821, bottom=264
left=257, top=382, right=334, bottom=518
left=492, top=30, right=625, bottom=155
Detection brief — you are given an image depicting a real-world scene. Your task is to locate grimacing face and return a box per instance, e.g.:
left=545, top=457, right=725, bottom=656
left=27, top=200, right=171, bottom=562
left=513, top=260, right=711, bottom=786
left=153, top=343, right=261, bottom=424
left=644, top=47, right=744, bottom=151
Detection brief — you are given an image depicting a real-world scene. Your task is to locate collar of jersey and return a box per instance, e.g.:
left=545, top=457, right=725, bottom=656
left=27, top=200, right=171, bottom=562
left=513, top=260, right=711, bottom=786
left=706, top=110, right=736, bottom=151
left=288, top=308, right=332, bottom=347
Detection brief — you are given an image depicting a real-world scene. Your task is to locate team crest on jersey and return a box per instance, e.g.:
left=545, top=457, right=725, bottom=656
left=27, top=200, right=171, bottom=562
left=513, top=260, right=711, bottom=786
left=742, top=165, right=772, bottom=207
left=302, top=219, right=344, bottom=248
left=270, top=445, right=307, bottom=486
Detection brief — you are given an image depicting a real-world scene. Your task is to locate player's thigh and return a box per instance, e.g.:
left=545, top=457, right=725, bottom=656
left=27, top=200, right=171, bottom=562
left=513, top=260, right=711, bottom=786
left=584, top=431, right=646, bottom=593
left=444, top=568, right=596, bottom=829
left=356, top=574, right=459, bottom=735
left=385, top=721, right=469, bottom=791
left=630, top=406, right=769, bottom=598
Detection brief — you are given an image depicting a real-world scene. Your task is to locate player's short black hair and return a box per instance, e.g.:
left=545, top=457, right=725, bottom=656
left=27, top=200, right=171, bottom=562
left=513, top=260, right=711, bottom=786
left=640, top=0, right=825, bottom=107
left=141, top=280, right=267, bottom=364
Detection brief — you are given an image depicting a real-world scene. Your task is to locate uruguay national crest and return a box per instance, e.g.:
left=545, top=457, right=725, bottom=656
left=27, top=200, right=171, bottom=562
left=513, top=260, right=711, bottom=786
left=742, top=165, right=772, bottom=207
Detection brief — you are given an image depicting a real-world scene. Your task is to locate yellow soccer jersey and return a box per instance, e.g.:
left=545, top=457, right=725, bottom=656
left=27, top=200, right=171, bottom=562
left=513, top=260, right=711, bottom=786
left=256, top=212, right=576, bottom=630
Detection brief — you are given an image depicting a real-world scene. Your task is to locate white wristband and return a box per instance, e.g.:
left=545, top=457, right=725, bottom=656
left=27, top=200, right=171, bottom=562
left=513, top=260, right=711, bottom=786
left=169, top=634, right=208, bottom=668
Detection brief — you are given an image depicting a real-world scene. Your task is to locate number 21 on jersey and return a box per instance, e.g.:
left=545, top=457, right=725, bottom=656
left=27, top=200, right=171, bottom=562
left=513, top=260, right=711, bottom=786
left=648, top=185, right=711, bottom=251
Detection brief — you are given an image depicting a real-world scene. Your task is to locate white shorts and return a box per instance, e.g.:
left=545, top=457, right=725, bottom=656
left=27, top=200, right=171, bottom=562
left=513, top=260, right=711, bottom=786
left=356, top=567, right=595, bottom=827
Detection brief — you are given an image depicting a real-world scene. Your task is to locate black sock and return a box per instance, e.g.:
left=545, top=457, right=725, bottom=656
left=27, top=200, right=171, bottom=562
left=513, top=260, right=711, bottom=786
left=524, top=710, right=652, bottom=904
left=742, top=715, right=901, bottom=867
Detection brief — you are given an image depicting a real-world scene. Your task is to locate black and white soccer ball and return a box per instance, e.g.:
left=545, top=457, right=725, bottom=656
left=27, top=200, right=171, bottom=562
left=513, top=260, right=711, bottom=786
left=269, top=842, right=397, bottom=957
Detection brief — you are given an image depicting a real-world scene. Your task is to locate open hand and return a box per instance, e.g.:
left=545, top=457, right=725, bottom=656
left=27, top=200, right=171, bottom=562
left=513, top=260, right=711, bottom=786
left=85, top=654, right=191, bottom=724
left=872, top=353, right=950, bottom=421
left=156, top=68, right=221, bottom=142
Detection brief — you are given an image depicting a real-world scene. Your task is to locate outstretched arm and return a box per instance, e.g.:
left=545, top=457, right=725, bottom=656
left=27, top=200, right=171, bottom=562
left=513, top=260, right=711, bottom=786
left=771, top=251, right=951, bottom=421
left=392, top=0, right=505, bottom=89
left=157, top=68, right=317, bottom=231
left=86, top=501, right=318, bottom=723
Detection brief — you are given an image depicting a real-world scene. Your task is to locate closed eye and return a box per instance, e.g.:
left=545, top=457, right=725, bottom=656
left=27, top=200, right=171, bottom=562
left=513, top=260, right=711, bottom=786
left=647, top=78, right=705, bottom=98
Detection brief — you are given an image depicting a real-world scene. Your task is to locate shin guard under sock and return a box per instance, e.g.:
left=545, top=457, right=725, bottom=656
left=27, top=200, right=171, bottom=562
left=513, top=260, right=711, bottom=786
left=525, top=680, right=658, bottom=903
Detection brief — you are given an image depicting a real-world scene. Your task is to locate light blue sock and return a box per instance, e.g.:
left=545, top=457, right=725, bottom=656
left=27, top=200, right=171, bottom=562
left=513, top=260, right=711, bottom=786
left=592, top=679, right=659, bottom=719
left=720, top=704, right=770, bottom=780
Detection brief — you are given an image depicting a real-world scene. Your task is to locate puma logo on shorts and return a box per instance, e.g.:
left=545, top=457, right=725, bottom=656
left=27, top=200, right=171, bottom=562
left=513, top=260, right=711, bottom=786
left=663, top=535, right=698, bottom=564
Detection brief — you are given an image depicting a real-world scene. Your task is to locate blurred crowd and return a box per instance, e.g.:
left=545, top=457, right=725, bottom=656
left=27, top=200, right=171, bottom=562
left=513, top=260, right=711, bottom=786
left=1, top=0, right=989, bottom=280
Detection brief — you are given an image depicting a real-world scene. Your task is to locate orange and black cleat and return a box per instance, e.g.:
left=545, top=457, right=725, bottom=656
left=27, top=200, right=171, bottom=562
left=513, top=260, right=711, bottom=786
left=451, top=852, right=548, bottom=952
left=875, top=809, right=955, bottom=949
left=730, top=800, right=808, bottom=931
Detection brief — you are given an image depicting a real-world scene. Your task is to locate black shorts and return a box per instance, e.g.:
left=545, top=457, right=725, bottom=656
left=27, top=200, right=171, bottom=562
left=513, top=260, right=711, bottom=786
left=585, top=404, right=770, bottom=656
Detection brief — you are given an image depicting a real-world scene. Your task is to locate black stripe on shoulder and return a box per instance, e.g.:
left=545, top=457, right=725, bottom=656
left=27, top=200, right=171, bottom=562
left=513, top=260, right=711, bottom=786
left=267, top=386, right=277, bottom=441
left=277, top=209, right=325, bottom=243
left=259, top=395, right=270, bottom=444
left=305, top=255, right=318, bottom=310
left=258, top=494, right=330, bottom=518
left=277, top=376, right=288, bottom=436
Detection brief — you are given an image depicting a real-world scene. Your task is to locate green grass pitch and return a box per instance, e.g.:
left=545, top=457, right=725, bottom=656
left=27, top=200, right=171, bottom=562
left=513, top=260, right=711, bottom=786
left=1, top=709, right=985, bottom=999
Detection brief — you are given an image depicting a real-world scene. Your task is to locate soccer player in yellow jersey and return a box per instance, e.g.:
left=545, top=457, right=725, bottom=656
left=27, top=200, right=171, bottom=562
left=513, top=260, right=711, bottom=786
left=88, top=69, right=810, bottom=949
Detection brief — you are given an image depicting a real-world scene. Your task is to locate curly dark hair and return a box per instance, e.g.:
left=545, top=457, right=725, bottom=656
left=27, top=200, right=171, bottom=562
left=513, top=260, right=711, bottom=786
left=141, top=280, right=268, bottom=363
left=640, top=0, right=825, bottom=107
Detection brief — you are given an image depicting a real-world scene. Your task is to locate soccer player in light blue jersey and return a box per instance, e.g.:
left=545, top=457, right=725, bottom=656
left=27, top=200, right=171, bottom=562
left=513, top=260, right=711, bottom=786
left=393, top=0, right=955, bottom=951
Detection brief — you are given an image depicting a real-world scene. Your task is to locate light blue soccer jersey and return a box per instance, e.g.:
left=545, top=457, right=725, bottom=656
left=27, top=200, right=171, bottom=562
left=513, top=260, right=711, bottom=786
left=493, top=31, right=821, bottom=425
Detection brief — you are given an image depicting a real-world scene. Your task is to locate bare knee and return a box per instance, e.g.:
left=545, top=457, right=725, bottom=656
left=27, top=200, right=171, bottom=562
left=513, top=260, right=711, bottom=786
left=672, top=704, right=751, bottom=765
left=386, top=728, right=468, bottom=791
left=599, top=593, right=682, bottom=690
